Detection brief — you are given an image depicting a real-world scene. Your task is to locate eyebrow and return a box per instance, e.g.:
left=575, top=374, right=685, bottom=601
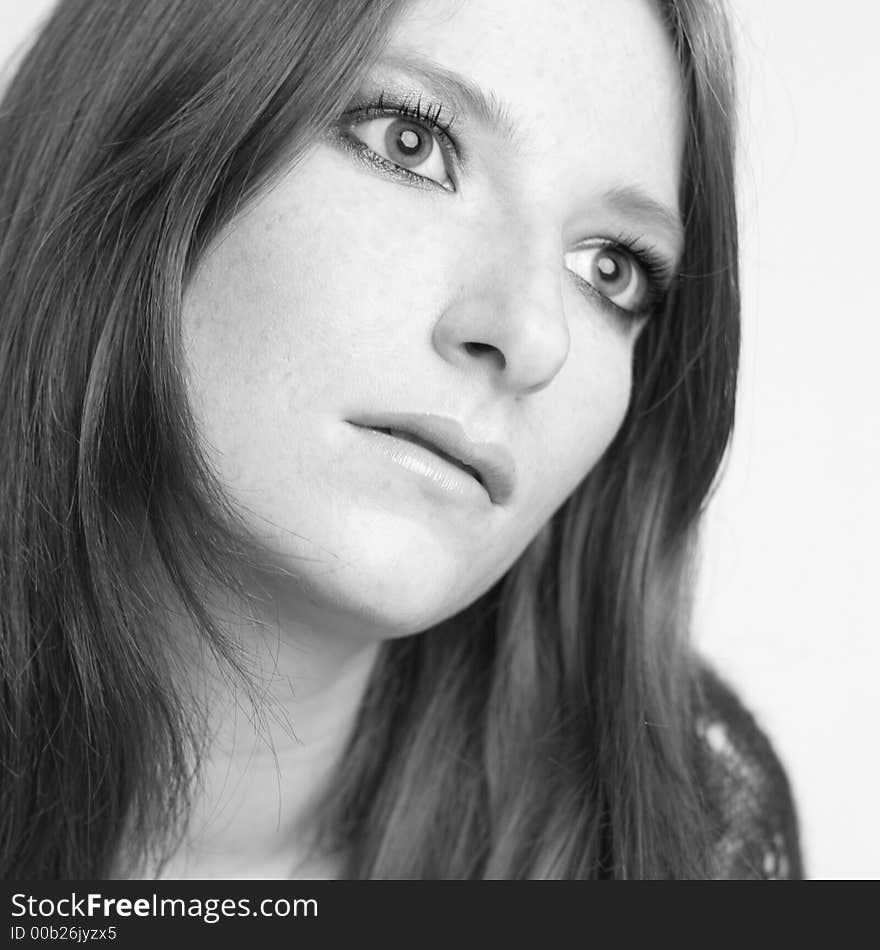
left=371, top=51, right=685, bottom=256
left=374, top=51, right=522, bottom=147
left=600, top=186, right=685, bottom=257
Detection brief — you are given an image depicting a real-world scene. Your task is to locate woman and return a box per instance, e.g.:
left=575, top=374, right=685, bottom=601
left=0, top=0, right=803, bottom=879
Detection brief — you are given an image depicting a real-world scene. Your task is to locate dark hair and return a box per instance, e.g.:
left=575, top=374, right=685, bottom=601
left=0, top=0, right=739, bottom=878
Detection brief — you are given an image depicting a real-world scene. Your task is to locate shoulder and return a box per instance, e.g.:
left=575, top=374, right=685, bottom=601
left=693, top=663, right=805, bottom=879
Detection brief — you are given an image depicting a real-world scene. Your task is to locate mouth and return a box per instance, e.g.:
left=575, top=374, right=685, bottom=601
left=348, top=414, right=516, bottom=506
left=368, top=426, right=486, bottom=488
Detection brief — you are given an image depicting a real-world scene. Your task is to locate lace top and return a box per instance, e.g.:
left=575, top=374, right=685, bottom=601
left=696, top=667, right=804, bottom=879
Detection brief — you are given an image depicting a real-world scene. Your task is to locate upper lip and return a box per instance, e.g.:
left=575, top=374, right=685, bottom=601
left=348, top=412, right=516, bottom=505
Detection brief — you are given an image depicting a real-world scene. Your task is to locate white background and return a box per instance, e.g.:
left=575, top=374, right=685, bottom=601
left=2, top=0, right=877, bottom=879
left=694, top=1, right=879, bottom=880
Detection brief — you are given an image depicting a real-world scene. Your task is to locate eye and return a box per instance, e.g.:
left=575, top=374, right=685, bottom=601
left=346, top=115, right=454, bottom=191
left=564, top=240, right=652, bottom=315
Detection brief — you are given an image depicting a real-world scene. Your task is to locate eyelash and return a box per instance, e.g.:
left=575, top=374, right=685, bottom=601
left=334, top=93, right=674, bottom=319
left=336, top=91, right=460, bottom=190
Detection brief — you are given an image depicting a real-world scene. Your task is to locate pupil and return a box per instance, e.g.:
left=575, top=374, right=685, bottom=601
left=397, top=127, right=422, bottom=154
left=597, top=255, right=619, bottom=280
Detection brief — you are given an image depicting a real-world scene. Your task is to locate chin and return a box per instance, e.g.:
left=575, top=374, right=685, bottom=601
left=291, top=559, right=475, bottom=641
left=242, top=508, right=503, bottom=640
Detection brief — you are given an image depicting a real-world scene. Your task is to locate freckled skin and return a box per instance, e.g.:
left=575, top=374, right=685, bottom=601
left=181, top=0, right=684, bottom=639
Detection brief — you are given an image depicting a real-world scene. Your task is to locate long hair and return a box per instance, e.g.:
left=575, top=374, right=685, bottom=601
left=0, top=0, right=739, bottom=878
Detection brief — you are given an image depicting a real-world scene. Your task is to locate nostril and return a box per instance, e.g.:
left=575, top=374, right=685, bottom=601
left=463, top=341, right=506, bottom=369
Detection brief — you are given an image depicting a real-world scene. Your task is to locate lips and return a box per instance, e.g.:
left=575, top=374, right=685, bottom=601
left=348, top=413, right=516, bottom=505
left=370, top=427, right=485, bottom=484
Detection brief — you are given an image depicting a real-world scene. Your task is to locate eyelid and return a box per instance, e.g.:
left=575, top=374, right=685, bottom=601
left=570, top=236, right=674, bottom=283
left=566, top=267, right=650, bottom=324
left=564, top=237, right=673, bottom=320
left=342, top=92, right=461, bottom=154
left=337, top=93, right=462, bottom=190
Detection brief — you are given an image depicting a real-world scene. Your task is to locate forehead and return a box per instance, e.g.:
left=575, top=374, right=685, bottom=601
left=385, top=0, right=684, bottom=217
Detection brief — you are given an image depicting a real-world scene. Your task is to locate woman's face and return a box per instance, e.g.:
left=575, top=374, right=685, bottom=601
left=182, top=0, right=684, bottom=637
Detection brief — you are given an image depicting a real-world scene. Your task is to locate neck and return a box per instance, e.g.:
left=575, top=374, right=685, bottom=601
left=140, top=588, right=383, bottom=880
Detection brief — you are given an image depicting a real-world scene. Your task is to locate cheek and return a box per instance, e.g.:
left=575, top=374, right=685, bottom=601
left=181, top=158, right=417, bottom=451
left=182, top=152, right=439, bottom=409
left=526, top=318, right=637, bottom=518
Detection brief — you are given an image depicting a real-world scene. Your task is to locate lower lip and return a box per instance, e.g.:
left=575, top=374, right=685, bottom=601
left=350, top=424, right=490, bottom=504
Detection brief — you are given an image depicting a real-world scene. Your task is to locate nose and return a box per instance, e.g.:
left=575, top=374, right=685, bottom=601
left=431, top=235, right=570, bottom=396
